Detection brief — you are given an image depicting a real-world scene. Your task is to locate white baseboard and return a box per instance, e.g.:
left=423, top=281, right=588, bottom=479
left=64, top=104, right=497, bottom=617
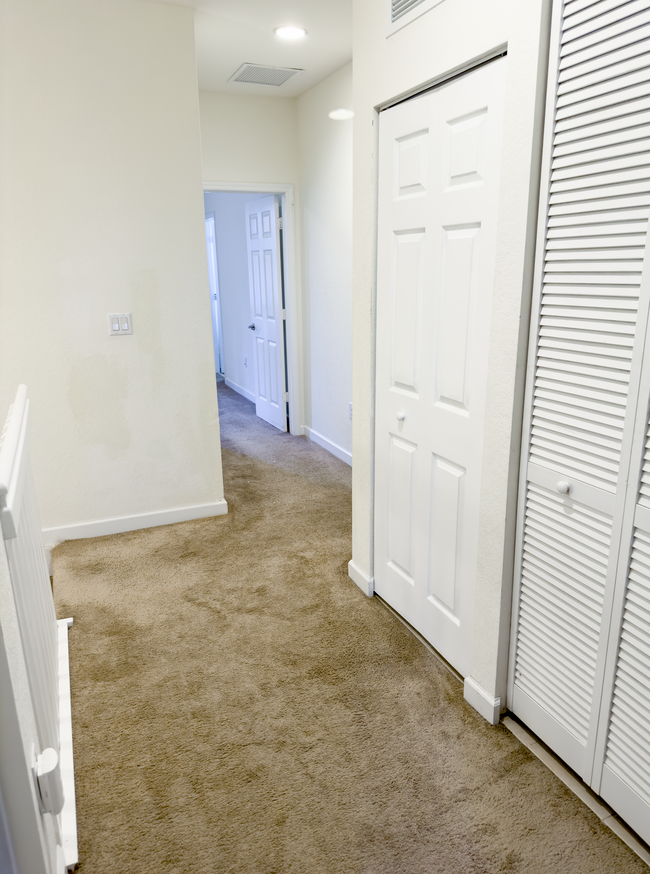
left=57, top=618, right=77, bottom=870
left=348, top=559, right=374, bottom=597
left=224, top=378, right=257, bottom=405
left=43, top=500, right=228, bottom=556
left=464, top=677, right=501, bottom=725
left=305, top=427, right=352, bottom=466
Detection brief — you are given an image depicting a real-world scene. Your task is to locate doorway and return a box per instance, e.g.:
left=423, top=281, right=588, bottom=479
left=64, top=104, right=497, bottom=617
left=203, top=184, right=301, bottom=435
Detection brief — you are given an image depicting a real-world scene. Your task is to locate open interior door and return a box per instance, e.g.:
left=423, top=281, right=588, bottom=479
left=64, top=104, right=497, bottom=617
left=245, top=195, right=287, bottom=431
left=205, top=215, right=223, bottom=376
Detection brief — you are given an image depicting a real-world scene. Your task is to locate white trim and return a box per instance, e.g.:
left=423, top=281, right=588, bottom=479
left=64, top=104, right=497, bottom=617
left=304, top=427, right=352, bottom=466
left=348, top=559, right=374, bottom=597
left=43, top=500, right=228, bottom=552
left=377, top=46, right=508, bottom=113
left=224, top=378, right=257, bottom=405
left=204, top=182, right=293, bottom=196
left=202, top=181, right=303, bottom=437
left=464, top=677, right=501, bottom=725
left=57, top=619, right=77, bottom=870
left=502, top=717, right=650, bottom=868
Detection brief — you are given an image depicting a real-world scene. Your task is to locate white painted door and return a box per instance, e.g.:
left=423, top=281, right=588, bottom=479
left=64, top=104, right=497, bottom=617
left=205, top=216, right=224, bottom=375
left=595, top=387, right=650, bottom=842
left=509, top=0, right=650, bottom=842
left=374, top=58, right=507, bottom=677
left=245, top=196, right=287, bottom=431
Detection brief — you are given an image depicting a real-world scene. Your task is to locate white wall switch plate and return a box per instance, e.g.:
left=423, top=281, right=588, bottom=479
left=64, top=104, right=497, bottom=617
left=108, top=313, right=132, bottom=335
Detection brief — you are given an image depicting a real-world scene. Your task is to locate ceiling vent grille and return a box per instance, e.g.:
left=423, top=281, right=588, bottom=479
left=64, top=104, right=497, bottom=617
left=391, top=0, right=426, bottom=22
left=229, top=63, right=302, bottom=87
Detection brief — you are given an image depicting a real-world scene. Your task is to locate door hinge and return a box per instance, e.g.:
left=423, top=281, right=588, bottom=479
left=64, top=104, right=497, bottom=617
left=283, top=391, right=289, bottom=402
left=281, top=308, right=287, bottom=319
left=277, top=218, right=284, bottom=230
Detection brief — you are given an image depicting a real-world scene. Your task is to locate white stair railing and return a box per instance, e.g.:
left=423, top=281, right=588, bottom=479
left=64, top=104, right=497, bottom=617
left=0, top=386, right=77, bottom=871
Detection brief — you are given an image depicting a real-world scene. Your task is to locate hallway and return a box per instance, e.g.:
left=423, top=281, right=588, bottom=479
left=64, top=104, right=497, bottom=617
left=52, top=386, right=648, bottom=873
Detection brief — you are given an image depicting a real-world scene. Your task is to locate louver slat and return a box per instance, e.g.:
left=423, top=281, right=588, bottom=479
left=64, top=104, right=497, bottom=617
left=559, top=27, right=650, bottom=87
left=604, top=529, right=650, bottom=806
left=515, top=485, right=611, bottom=743
left=637, top=417, right=650, bottom=508
left=560, top=11, right=650, bottom=66
left=563, top=0, right=648, bottom=38
left=529, top=55, right=650, bottom=489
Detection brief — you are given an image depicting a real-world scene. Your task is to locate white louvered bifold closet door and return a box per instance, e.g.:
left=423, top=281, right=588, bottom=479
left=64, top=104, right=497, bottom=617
left=509, top=0, right=650, bottom=828
left=592, top=384, right=650, bottom=840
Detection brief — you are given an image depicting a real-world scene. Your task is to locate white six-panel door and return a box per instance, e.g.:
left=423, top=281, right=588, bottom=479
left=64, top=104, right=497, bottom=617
left=374, top=58, right=507, bottom=677
left=245, top=196, right=287, bottom=432
left=509, top=0, right=650, bottom=844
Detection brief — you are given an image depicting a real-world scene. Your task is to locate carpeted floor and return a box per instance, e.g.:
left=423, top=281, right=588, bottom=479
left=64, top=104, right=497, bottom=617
left=53, top=384, right=649, bottom=873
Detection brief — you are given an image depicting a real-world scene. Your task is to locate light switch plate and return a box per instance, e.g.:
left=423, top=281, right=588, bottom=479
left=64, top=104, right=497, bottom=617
left=108, top=313, right=132, bottom=335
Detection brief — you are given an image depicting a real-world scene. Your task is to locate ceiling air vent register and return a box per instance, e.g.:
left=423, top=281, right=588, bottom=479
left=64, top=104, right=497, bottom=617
left=229, top=63, right=302, bottom=87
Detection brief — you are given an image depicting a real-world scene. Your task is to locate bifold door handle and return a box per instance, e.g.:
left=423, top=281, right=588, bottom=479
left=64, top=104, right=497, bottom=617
left=248, top=323, right=256, bottom=331
left=396, top=412, right=406, bottom=422
left=556, top=480, right=571, bottom=495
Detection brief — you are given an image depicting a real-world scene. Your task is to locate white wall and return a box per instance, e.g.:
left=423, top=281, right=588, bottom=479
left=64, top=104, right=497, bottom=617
left=199, top=72, right=354, bottom=462
left=0, top=0, right=225, bottom=538
left=204, top=191, right=266, bottom=402
left=298, top=64, right=353, bottom=463
left=351, top=0, right=551, bottom=702
left=199, top=91, right=299, bottom=186
left=199, top=91, right=306, bottom=434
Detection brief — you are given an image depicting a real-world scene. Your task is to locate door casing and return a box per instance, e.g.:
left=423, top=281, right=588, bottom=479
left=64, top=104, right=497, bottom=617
left=203, top=181, right=302, bottom=436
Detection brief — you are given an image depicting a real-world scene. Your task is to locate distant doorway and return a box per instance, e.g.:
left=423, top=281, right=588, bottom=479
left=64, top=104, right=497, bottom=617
left=203, top=184, right=300, bottom=434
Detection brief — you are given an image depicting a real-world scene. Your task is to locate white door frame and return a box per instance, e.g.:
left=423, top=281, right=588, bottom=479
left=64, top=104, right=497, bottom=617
left=204, top=212, right=225, bottom=375
left=203, top=181, right=303, bottom=436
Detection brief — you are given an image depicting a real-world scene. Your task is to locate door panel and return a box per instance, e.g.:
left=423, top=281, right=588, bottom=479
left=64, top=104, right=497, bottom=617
left=387, top=433, right=417, bottom=582
left=513, top=481, right=613, bottom=771
left=245, top=196, right=286, bottom=431
left=592, top=379, right=650, bottom=838
left=391, top=231, right=424, bottom=392
left=435, top=225, right=479, bottom=408
left=375, top=57, right=507, bottom=677
left=509, top=0, right=650, bottom=841
left=428, top=455, right=464, bottom=616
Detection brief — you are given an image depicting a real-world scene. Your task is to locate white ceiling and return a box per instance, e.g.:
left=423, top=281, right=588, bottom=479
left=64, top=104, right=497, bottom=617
left=154, top=0, right=352, bottom=98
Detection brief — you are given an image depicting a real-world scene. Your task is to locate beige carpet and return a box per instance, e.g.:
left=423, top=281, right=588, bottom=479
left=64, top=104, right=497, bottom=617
left=53, top=384, right=649, bottom=873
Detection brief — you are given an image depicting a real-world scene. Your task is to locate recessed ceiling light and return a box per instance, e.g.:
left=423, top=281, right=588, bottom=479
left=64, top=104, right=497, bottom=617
left=274, top=25, right=307, bottom=40
left=329, top=108, right=354, bottom=121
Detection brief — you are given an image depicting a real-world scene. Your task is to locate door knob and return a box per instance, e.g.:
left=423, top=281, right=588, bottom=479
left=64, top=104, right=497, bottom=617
left=396, top=412, right=405, bottom=422
left=556, top=480, right=571, bottom=495
left=248, top=323, right=256, bottom=331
